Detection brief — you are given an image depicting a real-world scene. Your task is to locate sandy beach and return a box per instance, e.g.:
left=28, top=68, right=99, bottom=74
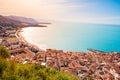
left=16, top=28, right=41, bottom=51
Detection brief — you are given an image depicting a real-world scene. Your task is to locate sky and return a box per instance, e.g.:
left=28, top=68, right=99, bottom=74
left=0, top=0, right=120, bottom=24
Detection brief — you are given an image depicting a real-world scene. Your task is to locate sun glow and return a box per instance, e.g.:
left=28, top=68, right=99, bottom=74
left=0, top=0, right=67, bottom=20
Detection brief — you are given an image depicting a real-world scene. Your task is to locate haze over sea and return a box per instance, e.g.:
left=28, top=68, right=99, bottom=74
left=21, top=22, right=120, bottom=52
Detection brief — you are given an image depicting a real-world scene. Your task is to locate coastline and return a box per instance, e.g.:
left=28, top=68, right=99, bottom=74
left=16, top=28, right=42, bottom=51
left=1, top=26, right=120, bottom=79
left=16, top=28, right=105, bottom=53
left=1, top=14, right=119, bottom=79
left=18, top=24, right=120, bottom=52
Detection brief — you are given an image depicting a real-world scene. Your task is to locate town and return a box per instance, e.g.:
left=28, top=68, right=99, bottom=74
left=0, top=24, right=120, bottom=80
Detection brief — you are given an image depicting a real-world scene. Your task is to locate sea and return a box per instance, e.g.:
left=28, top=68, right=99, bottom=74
left=21, top=22, right=120, bottom=52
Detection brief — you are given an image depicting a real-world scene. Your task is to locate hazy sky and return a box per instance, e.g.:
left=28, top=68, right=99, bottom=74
left=0, top=0, right=120, bottom=24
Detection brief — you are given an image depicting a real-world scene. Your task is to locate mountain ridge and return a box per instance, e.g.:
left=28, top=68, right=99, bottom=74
left=0, top=15, right=40, bottom=27
left=5, top=15, right=38, bottom=24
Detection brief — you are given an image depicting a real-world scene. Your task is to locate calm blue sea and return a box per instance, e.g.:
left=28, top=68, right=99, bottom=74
left=21, top=22, right=120, bottom=52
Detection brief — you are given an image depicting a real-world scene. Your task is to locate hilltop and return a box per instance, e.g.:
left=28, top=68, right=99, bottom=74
left=0, top=15, right=47, bottom=27
left=5, top=15, right=38, bottom=24
left=0, top=15, right=21, bottom=27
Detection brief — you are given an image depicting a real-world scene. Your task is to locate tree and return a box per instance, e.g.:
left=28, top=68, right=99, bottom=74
left=0, top=46, right=10, bottom=58
left=0, top=57, right=8, bottom=77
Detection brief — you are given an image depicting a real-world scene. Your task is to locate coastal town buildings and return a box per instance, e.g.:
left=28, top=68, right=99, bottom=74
left=32, top=49, right=120, bottom=80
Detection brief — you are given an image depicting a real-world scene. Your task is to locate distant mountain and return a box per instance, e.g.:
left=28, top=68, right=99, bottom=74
left=0, top=15, right=47, bottom=27
left=6, top=15, right=38, bottom=24
left=0, top=15, right=21, bottom=27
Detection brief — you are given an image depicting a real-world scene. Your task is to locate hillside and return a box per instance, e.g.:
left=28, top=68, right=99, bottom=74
left=6, top=15, right=38, bottom=24
left=0, top=15, right=21, bottom=27
left=0, top=15, right=42, bottom=27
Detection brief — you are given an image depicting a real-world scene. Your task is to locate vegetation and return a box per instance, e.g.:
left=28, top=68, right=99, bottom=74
left=0, top=46, right=81, bottom=80
left=0, top=46, right=10, bottom=58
